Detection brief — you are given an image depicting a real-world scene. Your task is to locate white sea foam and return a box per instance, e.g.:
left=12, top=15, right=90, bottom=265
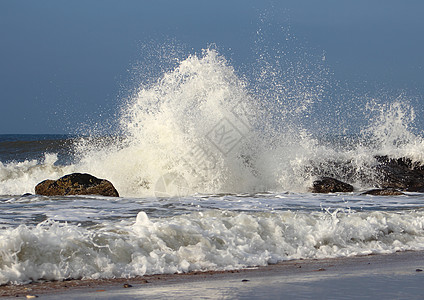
left=1, top=209, right=423, bottom=284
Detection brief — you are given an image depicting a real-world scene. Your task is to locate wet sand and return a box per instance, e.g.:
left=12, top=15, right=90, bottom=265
left=1, top=251, right=424, bottom=299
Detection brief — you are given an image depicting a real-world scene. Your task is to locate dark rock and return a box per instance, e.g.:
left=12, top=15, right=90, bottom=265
left=373, top=156, right=424, bottom=192
left=311, top=177, right=354, bottom=193
left=362, top=188, right=404, bottom=196
left=35, top=173, right=119, bottom=197
left=306, top=160, right=374, bottom=190
left=308, top=155, right=424, bottom=193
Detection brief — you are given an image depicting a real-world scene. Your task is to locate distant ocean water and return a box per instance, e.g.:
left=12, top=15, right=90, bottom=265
left=1, top=49, right=424, bottom=285
left=0, top=134, right=77, bottom=165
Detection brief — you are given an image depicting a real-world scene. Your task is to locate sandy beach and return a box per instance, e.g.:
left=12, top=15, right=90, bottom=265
left=1, top=250, right=423, bottom=299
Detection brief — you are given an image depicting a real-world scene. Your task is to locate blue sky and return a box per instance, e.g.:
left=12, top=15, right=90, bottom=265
left=1, top=0, right=423, bottom=134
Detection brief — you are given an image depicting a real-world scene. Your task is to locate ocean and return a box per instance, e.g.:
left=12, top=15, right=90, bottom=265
left=1, top=49, right=424, bottom=285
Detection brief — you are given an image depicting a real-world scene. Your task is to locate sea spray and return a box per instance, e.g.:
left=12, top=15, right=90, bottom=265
left=1, top=47, right=424, bottom=196
left=70, top=46, right=335, bottom=196
left=362, top=99, right=424, bottom=161
left=74, top=49, right=269, bottom=196
left=0, top=154, right=74, bottom=196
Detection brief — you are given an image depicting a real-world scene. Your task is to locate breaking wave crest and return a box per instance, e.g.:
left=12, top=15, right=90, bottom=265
left=1, top=209, right=424, bottom=284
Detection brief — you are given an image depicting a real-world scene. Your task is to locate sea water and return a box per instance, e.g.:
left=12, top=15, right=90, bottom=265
left=1, top=48, right=424, bottom=285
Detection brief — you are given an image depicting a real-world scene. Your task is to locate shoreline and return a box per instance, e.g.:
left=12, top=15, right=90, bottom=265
left=2, top=250, right=424, bottom=299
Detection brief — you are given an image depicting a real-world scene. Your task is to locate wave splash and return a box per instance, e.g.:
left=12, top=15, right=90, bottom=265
left=71, top=48, right=332, bottom=196
left=1, top=48, right=423, bottom=197
left=72, top=48, right=424, bottom=196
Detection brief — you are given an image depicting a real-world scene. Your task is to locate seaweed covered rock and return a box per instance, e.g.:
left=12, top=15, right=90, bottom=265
left=311, top=177, right=354, bottom=193
left=35, top=173, right=119, bottom=197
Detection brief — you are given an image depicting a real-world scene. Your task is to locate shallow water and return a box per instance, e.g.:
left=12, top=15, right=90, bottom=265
left=36, top=251, right=424, bottom=300
left=2, top=192, right=424, bottom=227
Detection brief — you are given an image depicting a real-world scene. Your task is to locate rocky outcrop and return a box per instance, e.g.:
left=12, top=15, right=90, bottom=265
left=35, top=173, right=119, bottom=197
left=373, top=156, right=424, bottom=192
left=308, top=155, right=424, bottom=194
left=311, top=177, right=354, bottom=193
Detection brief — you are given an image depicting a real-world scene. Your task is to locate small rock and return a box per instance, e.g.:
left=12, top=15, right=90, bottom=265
left=311, top=177, right=354, bottom=193
left=362, top=188, right=404, bottom=196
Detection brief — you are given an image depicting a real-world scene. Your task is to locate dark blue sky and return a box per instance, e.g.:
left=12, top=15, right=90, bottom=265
left=1, top=0, right=423, bottom=134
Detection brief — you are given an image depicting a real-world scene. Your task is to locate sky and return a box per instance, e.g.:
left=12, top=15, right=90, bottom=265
left=1, top=0, right=424, bottom=134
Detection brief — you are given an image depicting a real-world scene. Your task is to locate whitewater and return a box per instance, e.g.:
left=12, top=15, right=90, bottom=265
left=1, top=48, right=424, bottom=285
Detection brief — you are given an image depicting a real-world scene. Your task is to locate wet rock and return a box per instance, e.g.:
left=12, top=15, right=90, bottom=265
left=373, top=156, right=424, bottom=192
left=308, top=155, right=424, bottom=193
left=307, top=159, right=375, bottom=191
left=35, top=173, right=119, bottom=197
left=311, top=177, right=354, bottom=193
left=362, top=188, right=404, bottom=196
